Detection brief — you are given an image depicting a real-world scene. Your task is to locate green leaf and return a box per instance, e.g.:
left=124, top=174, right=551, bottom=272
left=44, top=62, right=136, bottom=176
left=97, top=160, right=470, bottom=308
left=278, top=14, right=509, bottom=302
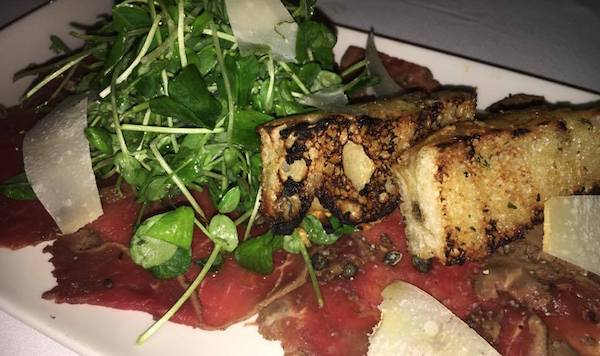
left=114, top=152, right=148, bottom=186
left=296, top=20, right=336, bottom=68
left=291, top=0, right=316, bottom=20
left=49, top=35, right=70, bottom=54
left=85, top=127, right=113, bottom=154
left=130, top=206, right=195, bottom=275
left=134, top=206, right=195, bottom=248
left=140, top=175, right=177, bottom=202
left=112, top=5, right=151, bottom=33
left=130, top=235, right=178, bottom=269
left=190, top=11, right=213, bottom=37
left=301, top=215, right=339, bottom=245
left=235, top=55, right=259, bottom=107
left=232, top=110, right=272, bottom=149
left=0, top=173, right=36, bottom=200
left=328, top=216, right=356, bottom=236
left=187, top=47, right=217, bottom=76
left=168, top=65, right=221, bottom=125
left=282, top=231, right=302, bottom=254
left=297, top=63, right=321, bottom=87
left=217, top=186, right=241, bottom=213
left=149, top=247, right=192, bottom=279
left=311, top=70, right=342, bottom=92
left=208, top=214, right=238, bottom=252
left=106, top=33, right=127, bottom=69
left=149, top=96, right=204, bottom=126
left=234, top=231, right=282, bottom=275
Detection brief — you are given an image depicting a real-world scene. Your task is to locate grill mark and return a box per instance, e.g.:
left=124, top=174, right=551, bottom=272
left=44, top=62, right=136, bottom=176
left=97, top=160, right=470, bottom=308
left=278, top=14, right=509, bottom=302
left=282, top=179, right=303, bottom=197
left=512, top=128, right=531, bottom=137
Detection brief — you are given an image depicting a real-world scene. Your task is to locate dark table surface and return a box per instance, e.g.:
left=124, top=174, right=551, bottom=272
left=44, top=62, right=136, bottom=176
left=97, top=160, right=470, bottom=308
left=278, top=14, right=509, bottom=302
left=3, top=0, right=600, bottom=92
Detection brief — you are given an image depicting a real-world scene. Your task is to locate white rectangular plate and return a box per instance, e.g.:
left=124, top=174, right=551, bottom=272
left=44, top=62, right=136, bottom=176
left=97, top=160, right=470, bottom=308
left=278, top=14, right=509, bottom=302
left=0, top=6, right=598, bottom=356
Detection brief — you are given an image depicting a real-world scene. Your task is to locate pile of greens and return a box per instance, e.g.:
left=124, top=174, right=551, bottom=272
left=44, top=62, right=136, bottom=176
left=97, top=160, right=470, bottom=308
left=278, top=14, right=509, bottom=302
left=15, top=0, right=372, bottom=342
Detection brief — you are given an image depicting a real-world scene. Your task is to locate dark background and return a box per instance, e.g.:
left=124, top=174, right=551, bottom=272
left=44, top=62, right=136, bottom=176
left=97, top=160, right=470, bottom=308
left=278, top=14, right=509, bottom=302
left=2, top=0, right=599, bottom=92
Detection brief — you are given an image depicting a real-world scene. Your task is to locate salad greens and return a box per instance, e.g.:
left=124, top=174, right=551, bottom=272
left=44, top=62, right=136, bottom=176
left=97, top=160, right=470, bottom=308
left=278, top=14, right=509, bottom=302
left=235, top=214, right=356, bottom=307
left=15, top=0, right=370, bottom=342
left=130, top=206, right=194, bottom=278
left=0, top=173, right=37, bottom=201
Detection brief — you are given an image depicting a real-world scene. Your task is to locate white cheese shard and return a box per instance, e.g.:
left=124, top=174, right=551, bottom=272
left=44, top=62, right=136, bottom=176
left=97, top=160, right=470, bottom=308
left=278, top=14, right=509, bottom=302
left=543, top=195, right=600, bottom=275
left=342, top=141, right=375, bottom=191
left=368, top=281, right=499, bottom=356
left=225, top=0, right=298, bottom=62
left=23, top=96, right=103, bottom=234
left=365, top=32, right=401, bottom=97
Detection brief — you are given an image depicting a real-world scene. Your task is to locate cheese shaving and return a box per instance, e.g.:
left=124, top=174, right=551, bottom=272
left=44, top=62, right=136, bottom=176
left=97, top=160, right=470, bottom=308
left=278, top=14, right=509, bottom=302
left=368, top=281, right=499, bottom=356
left=225, top=0, right=298, bottom=62
left=23, top=96, right=103, bottom=234
left=543, top=195, right=600, bottom=275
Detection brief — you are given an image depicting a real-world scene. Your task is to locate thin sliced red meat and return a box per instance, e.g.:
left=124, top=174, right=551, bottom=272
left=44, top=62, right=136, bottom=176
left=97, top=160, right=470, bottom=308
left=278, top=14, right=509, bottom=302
left=0, top=108, right=57, bottom=249
left=42, top=186, right=306, bottom=330
left=258, top=211, right=482, bottom=356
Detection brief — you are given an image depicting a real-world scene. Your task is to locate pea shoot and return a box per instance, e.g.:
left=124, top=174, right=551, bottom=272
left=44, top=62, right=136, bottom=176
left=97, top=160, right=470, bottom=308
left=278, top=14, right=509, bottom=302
left=14, top=0, right=371, bottom=343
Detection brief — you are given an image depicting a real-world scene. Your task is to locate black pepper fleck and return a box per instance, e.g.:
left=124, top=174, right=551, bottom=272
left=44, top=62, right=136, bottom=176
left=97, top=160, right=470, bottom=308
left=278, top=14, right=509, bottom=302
left=102, top=278, right=114, bottom=289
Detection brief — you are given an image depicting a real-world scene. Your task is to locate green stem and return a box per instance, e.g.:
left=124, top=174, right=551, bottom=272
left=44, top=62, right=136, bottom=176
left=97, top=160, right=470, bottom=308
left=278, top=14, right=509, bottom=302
left=279, top=61, right=310, bottom=95
left=234, top=209, right=252, bottom=226
left=136, top=245, right=222, bottom=345
left=24, top=51, right=90, bottom=99
left=15, top=48, right=94, bottom=80
left=265, top=54, right=275, bottom=112
left=299, top=241, right=324, bottom=308
left=210, top=22, right=235, bottom=144
left=341, top=59, right=368, bottom=78
left=150, top=142, right=206, bottom=220
left=121, top=124, right=224, bottom=134
left=99, top=15, right=162, bottom=98
left=193, top=218, right=211, bottom=238
left=69, top=31, right=116, bottom=42
left=177, top=0, right=188, bottom=68
left=48, top=62, right=79, bottom=101
left=243, top=186, right=262, bottom=240
left=201, top=29, right=236, bottom=43
left=110, top=66, right=129, bottom=155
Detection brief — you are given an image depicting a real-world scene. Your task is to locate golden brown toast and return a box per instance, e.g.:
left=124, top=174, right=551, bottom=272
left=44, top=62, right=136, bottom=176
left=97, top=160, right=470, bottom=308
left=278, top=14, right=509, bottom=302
left=394, top=106, right=600, bottom=264
left=258, top=91, right=476, bottom=233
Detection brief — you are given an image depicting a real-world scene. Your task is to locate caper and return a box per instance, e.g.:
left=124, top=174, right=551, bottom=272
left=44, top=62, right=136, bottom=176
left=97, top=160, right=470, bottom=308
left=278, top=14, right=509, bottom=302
left=342, top=262, right=358, bottom=278
left=411, top=255, right=432, bottom=273
left=311, top=253, right=329, bottom=271
left=383, top=251, right=402, bottom=266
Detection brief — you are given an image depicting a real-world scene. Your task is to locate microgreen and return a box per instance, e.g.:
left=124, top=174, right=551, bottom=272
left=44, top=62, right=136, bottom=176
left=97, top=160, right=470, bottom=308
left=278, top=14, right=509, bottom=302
left=0, top=173, right=36, bottom=201
left=130, top=206, right=194, bottom=276
left=17, top=0, right=371, bottom=342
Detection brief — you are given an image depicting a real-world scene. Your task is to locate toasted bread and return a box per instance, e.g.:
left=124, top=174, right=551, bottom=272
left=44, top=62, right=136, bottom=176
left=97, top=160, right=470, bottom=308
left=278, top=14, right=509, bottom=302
left=258, top=90, right=476, bottom=233
left=394, top=107, right=600, bottom=264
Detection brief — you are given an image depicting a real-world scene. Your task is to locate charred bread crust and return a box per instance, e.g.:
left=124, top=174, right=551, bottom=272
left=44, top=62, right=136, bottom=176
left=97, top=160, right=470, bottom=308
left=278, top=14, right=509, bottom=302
left=394, top=107, right=600, bottom=264
left=258, top=90, right=477, bottom=234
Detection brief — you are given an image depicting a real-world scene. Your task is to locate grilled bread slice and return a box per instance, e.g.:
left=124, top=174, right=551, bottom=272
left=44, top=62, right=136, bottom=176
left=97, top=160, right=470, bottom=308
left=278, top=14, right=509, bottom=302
left=394, top=106, right=600, bottom=265
left=258, top=90, right=476, bottom=234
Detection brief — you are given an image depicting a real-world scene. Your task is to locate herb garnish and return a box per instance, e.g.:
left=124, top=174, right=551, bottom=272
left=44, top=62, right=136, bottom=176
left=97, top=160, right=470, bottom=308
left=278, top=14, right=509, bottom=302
left=16, top=0, right=369, bottom=342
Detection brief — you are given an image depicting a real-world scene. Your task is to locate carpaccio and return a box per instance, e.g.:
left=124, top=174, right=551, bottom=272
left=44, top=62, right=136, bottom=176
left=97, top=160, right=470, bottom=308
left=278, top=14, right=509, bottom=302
left=1, top=90, right=599, bottom=356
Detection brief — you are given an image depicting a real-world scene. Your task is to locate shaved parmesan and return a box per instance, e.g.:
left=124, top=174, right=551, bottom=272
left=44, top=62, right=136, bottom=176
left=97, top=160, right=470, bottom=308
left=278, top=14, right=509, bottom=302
left=23, top=96, right=103, bottom=234
left=368, top=281, right=499, bottom=356
left=543, top=195, right=600, bottom=275
left=298, top=87, right=349, bottom=109
left=225, top=0, right=298, bottom=62
left=366, top=32, right=402, bottom=97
